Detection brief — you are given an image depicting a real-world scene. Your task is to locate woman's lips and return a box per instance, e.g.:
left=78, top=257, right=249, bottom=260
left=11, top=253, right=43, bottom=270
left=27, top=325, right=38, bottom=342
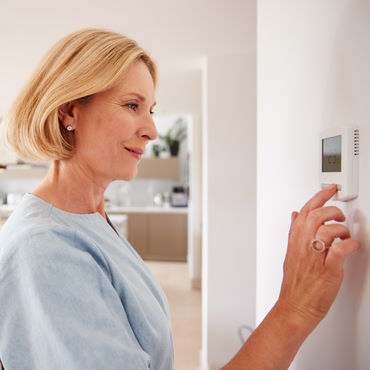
left=124, top=146, right=144, bottom=160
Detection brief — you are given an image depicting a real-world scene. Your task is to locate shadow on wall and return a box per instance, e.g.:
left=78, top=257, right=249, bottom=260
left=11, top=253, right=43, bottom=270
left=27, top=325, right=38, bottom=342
left=351, top=208, right=370, bottom=367
left=351, top=208, right=370, bottom=328
left=340, top=206, right=369, bottom=370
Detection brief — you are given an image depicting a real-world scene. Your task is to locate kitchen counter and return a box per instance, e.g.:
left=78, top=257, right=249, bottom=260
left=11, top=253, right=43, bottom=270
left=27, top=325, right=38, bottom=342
left=106, top=205, right=188, bottom=215
left=0, top=204, right=188, bottom=219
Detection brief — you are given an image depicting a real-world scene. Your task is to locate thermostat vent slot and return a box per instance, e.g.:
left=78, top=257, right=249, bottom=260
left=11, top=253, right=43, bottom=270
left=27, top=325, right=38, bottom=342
left=353, top=129, right=360, bottom=156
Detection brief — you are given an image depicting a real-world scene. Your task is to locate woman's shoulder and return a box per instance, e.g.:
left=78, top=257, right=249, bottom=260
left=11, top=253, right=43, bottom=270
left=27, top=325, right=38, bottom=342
left=0, top=193, right=72, bottom=248
left=0, top=195, right=111, bottom=278
left=0, top=209, right=75, bottom=269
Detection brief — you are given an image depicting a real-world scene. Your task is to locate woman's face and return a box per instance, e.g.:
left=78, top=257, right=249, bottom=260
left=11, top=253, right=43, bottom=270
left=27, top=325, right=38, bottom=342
left=69, top=60, right=157, bottom=183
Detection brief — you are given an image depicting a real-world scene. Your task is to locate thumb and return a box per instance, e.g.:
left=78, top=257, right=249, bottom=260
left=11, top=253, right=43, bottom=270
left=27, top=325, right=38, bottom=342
left=289, top=211, right=299, bottom=235
left=291, top=211, right=299, bottom=225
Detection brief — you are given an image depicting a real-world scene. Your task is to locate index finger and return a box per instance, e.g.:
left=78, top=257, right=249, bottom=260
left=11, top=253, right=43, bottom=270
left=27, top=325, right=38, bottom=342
left=300, top=184, right=337, bottom=212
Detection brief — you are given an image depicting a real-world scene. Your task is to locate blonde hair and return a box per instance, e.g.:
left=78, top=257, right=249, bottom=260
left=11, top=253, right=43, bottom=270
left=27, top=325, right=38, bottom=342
left=3, top=28, right=157, bottom=161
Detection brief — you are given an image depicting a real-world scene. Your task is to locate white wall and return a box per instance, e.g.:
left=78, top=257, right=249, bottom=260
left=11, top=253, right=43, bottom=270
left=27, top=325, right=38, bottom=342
left=258, top=0, right=370, bottom=369
left=203, top=53, right=256, bottom=369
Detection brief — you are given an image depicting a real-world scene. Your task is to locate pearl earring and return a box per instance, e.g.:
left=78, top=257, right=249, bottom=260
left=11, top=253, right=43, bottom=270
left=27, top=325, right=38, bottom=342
left=66, top=125, right=73, bottom=131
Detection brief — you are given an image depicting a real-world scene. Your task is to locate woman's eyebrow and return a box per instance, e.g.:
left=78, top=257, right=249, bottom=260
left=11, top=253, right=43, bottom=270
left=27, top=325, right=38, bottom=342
left=122, top=92, right=156, bottom=107
left=125, top=92, right=157, bottom=108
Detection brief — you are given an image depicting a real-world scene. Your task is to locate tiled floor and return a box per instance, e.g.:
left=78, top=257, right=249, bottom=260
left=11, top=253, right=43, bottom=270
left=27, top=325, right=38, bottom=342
left=146, top=261, right=202, bottom=370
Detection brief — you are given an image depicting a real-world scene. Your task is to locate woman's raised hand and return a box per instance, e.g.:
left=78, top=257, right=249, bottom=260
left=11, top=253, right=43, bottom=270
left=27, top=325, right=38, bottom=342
left=277, top=184, right=360, bottom=333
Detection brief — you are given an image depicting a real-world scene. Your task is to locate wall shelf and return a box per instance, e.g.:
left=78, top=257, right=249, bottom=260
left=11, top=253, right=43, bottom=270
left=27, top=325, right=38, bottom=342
left=137, top=157, right=180, bottom=180
left=0, top=164, right=49, bottom=180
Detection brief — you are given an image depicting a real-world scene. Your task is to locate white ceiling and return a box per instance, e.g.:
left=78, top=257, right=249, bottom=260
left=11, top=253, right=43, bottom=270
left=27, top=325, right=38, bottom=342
left=0, top=0, right=255, bottom=58
left=0, top=0, right=256, bottom=113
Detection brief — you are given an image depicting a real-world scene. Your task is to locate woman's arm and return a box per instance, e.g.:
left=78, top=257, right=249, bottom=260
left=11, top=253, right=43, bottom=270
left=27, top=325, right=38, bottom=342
left=222, top=302, right=308, bottom=369
left=222, top=185, right=360, bottom=370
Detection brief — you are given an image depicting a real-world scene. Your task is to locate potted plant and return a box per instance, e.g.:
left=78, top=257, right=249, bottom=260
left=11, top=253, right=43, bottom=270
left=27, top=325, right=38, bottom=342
left=152, top=144, right=163, bottom=157
left=159, top=118, right=187, bottom=157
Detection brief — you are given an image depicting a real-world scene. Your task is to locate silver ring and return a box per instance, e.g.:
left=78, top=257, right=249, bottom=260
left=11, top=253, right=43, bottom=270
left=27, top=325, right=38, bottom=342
left=311, top=239, right=327, bottom=253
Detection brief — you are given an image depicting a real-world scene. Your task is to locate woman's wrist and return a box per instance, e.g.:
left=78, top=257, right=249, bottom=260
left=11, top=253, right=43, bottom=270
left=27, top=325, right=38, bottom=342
left=272, top=298, right=319, bottom=341
left=221, top=300, right=314, bottom=370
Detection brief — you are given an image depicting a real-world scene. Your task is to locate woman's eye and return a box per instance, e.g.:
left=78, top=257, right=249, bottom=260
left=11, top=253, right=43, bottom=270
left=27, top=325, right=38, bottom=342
left=127, top=103, right=138, bottom=111
left=150, top=110, right=155, bottom=115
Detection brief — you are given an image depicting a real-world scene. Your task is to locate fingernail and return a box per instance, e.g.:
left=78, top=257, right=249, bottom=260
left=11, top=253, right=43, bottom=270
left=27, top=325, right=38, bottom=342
left=328, top=184, right=337, bottom=190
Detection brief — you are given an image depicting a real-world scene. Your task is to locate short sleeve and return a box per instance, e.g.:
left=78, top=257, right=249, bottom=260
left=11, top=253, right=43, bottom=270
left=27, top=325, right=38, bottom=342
left=0, top=229, right=151, bottom=370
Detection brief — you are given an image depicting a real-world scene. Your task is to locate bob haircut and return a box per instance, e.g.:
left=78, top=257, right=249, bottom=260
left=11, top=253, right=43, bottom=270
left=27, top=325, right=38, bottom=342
left=3, top=28, right=157, bottom=161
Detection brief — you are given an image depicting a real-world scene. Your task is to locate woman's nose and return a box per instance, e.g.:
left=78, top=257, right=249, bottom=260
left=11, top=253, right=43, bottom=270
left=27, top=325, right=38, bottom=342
left=139, top=115, right=158, bottom=142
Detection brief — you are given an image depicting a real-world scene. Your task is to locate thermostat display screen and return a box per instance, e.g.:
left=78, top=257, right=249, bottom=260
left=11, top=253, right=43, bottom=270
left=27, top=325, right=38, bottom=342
left=322, top=135, right=341, bottom=172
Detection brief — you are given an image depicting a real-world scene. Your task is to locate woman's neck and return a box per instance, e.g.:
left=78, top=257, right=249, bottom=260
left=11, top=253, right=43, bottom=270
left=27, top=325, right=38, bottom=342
left=33, top=160, right=108, bottom=218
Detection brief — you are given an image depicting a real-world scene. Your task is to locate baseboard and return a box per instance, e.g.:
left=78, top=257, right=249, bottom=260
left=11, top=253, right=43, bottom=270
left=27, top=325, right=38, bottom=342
left=199, top=349, right=209, bottom=370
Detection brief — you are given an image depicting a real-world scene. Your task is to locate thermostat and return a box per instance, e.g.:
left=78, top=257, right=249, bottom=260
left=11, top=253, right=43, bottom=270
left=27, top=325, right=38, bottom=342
left=320, top=126, right=359, bottom=201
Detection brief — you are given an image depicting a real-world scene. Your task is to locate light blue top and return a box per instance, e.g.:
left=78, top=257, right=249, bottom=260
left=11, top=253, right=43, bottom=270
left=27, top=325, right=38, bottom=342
left=0, top=194, right=174, bottom=370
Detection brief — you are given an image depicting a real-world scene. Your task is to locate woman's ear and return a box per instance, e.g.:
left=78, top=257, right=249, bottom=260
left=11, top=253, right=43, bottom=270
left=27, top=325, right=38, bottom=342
left=58, top=102, right=76, bottom=129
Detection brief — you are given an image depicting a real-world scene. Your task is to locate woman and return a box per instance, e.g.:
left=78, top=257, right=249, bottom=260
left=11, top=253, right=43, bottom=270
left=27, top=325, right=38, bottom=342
left=0, top=29, right=359, bottom=370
